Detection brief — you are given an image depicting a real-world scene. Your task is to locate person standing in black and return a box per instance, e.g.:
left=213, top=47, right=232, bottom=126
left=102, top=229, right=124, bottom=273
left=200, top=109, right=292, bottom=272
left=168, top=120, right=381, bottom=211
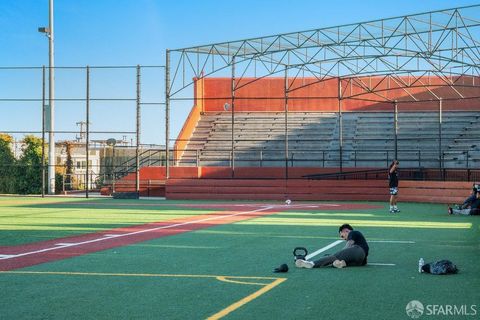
left=388, top=160, right=400, bottom=213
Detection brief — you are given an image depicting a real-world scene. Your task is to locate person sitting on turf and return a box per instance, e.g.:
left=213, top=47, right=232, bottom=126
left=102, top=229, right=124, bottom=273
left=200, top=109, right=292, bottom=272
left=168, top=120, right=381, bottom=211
left=452, top=183, right=479, bottom=210
left=448, top=190, right=480, bottom=216
left=295, top=224, right=369, bottom=269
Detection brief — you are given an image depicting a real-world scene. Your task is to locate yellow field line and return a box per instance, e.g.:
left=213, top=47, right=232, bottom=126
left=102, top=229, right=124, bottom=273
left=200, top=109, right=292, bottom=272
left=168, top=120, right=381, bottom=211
left=1, top=270, right=281, bottom=280
left=0, top=270, right=259, bottom=279
left=215, top=276, right=271, bottom=286
left=207, top=278, right=287, bottom=320
left=1, top=270, right=287, bottom=319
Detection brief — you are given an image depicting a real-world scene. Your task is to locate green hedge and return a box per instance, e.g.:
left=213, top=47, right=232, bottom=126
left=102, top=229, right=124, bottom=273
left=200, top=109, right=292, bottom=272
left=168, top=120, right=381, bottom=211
left=0, top=134, right=45, bottom=194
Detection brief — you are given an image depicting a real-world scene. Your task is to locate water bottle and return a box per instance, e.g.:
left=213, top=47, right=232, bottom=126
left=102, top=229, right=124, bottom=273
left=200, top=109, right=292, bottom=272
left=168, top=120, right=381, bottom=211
left=418, top=258, right=425, bottom=273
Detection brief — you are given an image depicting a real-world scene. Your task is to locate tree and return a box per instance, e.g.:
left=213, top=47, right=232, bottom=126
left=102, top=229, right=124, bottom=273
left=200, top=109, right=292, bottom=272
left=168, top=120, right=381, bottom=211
left=64, top=142, right=74, bottom=190
left=0, top=133, right=15, bottom=193
left=16, top=135, right=44, bottom=194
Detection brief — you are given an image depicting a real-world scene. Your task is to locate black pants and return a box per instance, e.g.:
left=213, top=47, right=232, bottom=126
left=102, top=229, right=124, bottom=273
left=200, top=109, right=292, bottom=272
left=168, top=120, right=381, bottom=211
left=452, top=208, right=480, bottom=215
left=312, top=245, right=366, bottom=268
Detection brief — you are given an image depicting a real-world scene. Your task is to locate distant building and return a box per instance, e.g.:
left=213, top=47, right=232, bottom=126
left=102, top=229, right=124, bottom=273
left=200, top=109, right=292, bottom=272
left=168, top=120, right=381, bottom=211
left=55, top=139, right=165, bottom=190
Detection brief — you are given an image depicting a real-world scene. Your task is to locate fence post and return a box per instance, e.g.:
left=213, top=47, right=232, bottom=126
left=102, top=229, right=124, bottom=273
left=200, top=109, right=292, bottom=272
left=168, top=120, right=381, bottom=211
left=165, top=49, right=171, bottom=179
left=112, top=146, right=116, bottom=193
left=231, top=56, right=236, bottom=178
left=85, top=66, right=90, bottom=198
left=438, top=98, right=443, bottom=179
left=338, top=78, right=343, bottom=172
left=136, top=65, right=141, bottom=193
left=284, top=67, right=289, bottom=179
left=41, top=66, right=46, bottom=198
left=394, top=100, right=398, bottom=160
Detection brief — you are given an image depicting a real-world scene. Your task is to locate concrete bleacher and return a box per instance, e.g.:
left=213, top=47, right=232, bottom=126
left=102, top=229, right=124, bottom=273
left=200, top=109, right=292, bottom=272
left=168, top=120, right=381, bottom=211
left=179, top=112, right=338, bottom=166
left=178, top=111, right=480, bottom=168
left=442, top=112, right=480, bottom=167
left=345, top=111, right=479, bottom=168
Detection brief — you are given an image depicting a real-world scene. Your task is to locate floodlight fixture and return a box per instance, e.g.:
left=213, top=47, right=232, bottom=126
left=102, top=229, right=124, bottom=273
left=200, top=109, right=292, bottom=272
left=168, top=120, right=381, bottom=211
left=38, top=27, right=50, bottom=34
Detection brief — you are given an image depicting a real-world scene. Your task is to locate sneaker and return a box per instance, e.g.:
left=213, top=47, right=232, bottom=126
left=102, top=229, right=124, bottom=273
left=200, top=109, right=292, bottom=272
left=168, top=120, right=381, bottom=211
left=333, top=260, right=347, bottom=268
left=389, top=209, right=396, bottom=214
left=295, top=259, right=314, bottom=269
left=448, top=206, right=453, bottom=215
left=394, top=208, right=400, bottom=213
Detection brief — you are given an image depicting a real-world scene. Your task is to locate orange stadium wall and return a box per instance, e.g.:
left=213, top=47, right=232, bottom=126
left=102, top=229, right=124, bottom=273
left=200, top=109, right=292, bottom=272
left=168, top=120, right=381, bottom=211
left=174, top=77, right=205, bottom=161
left=106, top=165, right=476, bottom=203
left=100, top=166, right=200, bottom=197
left=196, top=76, right=480, bottom=112
left=165, top=174, right=474, bottom=204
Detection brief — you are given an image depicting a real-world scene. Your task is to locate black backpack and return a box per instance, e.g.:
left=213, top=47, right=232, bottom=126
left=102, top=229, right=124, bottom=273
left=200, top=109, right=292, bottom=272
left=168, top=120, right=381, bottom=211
left=422, top=260, right=458, bottom=275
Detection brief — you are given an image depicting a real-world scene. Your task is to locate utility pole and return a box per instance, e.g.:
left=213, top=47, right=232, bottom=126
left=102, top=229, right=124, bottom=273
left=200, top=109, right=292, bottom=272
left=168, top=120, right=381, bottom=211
left=76, top=121, right=86, bottom=142
left=38, top=0, right=56, bottom=194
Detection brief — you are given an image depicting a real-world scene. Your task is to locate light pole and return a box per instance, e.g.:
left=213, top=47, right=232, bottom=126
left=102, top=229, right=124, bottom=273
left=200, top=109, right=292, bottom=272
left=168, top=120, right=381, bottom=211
left=38, top=0, right=55, bottom=194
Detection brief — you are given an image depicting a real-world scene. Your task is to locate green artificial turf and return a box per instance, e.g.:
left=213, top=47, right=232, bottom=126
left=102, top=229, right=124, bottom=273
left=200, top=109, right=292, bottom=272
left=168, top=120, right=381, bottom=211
left=0, top=197, right=478, bottom=320
left=0, top=197, right=214, bottom=245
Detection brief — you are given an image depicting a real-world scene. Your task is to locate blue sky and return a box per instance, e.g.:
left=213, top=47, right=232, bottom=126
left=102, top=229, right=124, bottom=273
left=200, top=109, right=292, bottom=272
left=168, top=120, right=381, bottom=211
left=0, top=0, right=477, bottom=144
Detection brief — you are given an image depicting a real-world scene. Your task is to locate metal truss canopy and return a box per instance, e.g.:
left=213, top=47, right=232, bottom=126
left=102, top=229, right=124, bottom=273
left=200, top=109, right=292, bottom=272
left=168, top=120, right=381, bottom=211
left=173, top=5, right=480, bottom=58
left=163, top=5, right=480, bottom=178
left=168, top=4, right=480, bottom=102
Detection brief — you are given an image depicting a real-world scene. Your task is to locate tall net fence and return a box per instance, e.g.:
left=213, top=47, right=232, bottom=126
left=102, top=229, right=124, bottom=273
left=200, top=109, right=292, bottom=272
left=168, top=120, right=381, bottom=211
left=0, top=65, right=165, bottom=194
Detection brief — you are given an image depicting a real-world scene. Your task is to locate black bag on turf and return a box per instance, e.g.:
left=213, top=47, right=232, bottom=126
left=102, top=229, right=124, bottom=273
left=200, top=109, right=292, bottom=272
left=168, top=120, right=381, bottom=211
left=421, top=259, right=458, bottom=275
left=273, top=263, right=289, bottom=273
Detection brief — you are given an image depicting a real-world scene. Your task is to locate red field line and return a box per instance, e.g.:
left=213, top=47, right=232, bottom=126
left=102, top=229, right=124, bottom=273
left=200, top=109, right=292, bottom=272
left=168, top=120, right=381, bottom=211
left=0, top=206, right=278, bottom=271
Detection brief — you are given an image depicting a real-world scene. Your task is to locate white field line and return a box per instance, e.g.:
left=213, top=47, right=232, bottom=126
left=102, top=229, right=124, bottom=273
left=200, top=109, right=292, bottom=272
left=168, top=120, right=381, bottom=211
left=282, top=204, right=340, bottom=208
left=0, top=206, right=274, bottom=260
left=305, top=240, right=344, bottom=260
left=231, top=204, right=340, bottom=208
left=0, top=255, right=16, bottom=259
left=305, top=239, right=408, bottom=265
left=369, top=240, right=415, bottom=244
